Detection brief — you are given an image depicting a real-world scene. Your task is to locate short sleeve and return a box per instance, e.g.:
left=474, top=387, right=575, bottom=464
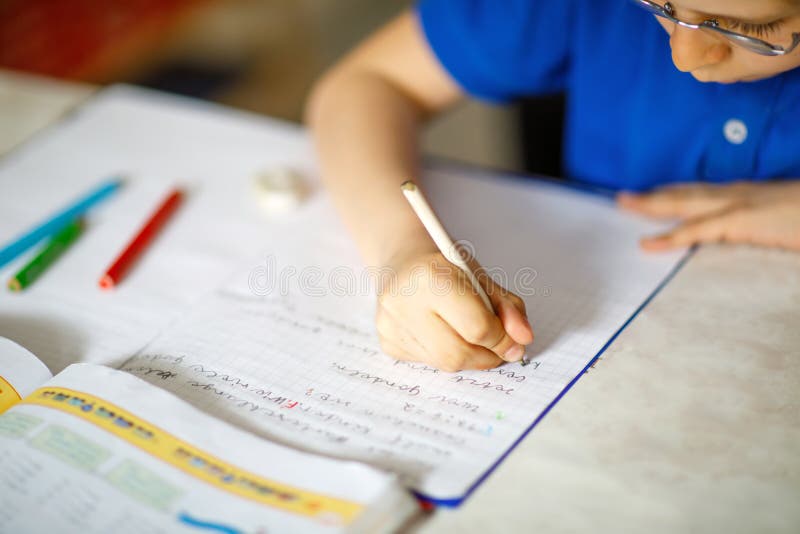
left=416, top=0, right=573, bottom=103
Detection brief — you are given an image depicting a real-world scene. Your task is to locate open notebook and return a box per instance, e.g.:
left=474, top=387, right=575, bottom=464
left=0, top=337, right=417, bottom=533
left=117, top=164, right=689, bottom=505
left=0, top=87, right=689, bottom=513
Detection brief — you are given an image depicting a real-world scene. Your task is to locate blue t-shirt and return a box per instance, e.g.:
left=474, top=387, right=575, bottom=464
left=417, top=0, right=800, bottom=191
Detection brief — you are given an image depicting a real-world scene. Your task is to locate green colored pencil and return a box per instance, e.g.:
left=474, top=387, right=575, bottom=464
left=8, top=219, right=85, bottom=292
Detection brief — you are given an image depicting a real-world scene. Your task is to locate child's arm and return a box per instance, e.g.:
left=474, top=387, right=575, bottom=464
left=306, top=10, right=534, bottom=371
left=618, top=181, right=800, bottom=251
left=306, top=11, right=454, bottom=267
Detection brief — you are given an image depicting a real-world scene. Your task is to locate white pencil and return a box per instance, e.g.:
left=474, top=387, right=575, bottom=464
left=400, top=180, right=493, bottom=310
left=401, top=180, right=531, bottom=366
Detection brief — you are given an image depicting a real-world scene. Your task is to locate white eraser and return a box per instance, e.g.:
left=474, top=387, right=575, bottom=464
left=253, top=167, right=307, bottom=213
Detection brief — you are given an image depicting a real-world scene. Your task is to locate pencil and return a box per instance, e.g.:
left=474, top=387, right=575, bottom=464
left=401, top=180, right=532, bottom=366
left=8, top=218, right=85, bottom=292
left=400, top=180, right=493, bottom=310
left=0, top=177, right=123, bottom=270
left=99, top=188, right=184, bottom=290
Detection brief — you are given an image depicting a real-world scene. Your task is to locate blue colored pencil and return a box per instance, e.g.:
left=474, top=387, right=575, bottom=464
left=0, top=177, right=124, bottom=269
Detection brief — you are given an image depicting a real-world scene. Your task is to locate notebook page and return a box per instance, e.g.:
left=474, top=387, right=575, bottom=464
left=121, top=166, right=688, bottom=502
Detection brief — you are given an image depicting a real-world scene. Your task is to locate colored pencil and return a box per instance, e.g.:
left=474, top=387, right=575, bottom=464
left=99, top=188, right=184, bottom=289
left=8, top=218, right=85, bottom=292
left=0, top=177, right=123, bottom=269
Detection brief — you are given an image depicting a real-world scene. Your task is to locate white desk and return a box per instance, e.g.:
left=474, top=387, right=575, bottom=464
left=2, top=71, right=798, bottom=534
left=419, top=245, right=800, bottom=533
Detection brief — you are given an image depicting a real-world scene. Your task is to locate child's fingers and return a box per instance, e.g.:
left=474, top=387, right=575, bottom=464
left=378, top=303, right=501, bottom=371
left=376, top=305, right=430, bottom=361
left=422, top=312, right=505, bottom=371
left=433, top=291, right=526, bottom=364
left=495, top=298, right=534, bottom=346
left=381, top=296, right=503, bottom=371
left=470, top=265, right=534, bottom=347
left=376, top=251, right=530, bottom=370
left=485, top=284, right=534, bottom=346
left=640, top=208, right=742, bottom=250
left=617, top=186, right=742, bottom=220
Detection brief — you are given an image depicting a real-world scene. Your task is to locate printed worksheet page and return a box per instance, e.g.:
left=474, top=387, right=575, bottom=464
left=120, top=166, right=688, bottom=503
left=0, top=364, right=414, bottom=533
left=0, top=337, right=52, bottom=411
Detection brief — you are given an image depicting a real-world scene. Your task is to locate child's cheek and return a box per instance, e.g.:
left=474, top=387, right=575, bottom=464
left=731, top=51, right=800, bottom=82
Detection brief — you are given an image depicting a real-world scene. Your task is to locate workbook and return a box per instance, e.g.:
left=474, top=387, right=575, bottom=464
left=114, top=167, right=689, bottom=506
left=0, top=337, right=418, bottom=533
left=0, top=87, right=689, bottom=516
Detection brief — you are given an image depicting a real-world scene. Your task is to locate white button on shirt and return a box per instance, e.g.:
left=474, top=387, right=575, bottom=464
left=723, top=119, right=748, bottom=145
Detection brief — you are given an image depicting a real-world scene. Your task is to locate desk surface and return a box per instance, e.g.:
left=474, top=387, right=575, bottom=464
left=2, top=70, right=798, bottom=534
left=420, top=245, right=800, bottom=533
left=0, top=70, right=93, bottom=156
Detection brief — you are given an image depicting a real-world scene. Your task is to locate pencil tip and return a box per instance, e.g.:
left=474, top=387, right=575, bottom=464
left=99, top=275, right=115, bottom=290
left=400, top=180, right=417, bottom=192
left=7, top=279, right=21, bottom=292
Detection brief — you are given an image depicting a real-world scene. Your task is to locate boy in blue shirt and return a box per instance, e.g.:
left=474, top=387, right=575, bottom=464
left=307, top=0, right=800, bottom=371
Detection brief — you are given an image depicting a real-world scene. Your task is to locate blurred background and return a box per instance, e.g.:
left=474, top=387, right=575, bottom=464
left=0, top=0, right=563, bottom=175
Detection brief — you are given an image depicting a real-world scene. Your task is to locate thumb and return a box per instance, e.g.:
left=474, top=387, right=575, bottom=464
left=481, top=274, right=534, bottom=345
left=470, top=262, right=534, bottom=348
left=495, top=296, right=534, bottom=346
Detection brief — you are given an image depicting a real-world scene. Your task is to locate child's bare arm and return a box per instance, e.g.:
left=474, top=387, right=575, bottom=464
left=306, top=10, right=534, bottom=370
left=306, top=10, right=459, bottom=267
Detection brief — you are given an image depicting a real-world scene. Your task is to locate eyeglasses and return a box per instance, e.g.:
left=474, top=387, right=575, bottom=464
left=632, top=0, right=800, bottom=56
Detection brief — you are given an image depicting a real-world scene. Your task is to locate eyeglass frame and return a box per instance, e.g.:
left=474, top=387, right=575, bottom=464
left=632, top=0, right=800, bottom=56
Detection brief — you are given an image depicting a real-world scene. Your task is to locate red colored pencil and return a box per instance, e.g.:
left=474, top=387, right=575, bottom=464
left=99, top=188, right=183, bottom=289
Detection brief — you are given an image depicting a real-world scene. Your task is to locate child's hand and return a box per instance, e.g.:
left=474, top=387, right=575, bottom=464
left=617, top=181, right=800, bottom=252
left=376, top=250, right=534, bottom=372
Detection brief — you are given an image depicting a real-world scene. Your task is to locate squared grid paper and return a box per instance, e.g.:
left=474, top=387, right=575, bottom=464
left=121, top=168, right=689, bottom=504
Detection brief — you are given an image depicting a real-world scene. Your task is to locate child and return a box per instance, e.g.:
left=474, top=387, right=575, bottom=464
left=306, top=0, right=800, bottom=371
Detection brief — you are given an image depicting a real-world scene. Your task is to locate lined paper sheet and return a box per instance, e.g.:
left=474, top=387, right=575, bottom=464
left=121, top=166, right=688, bottom=503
